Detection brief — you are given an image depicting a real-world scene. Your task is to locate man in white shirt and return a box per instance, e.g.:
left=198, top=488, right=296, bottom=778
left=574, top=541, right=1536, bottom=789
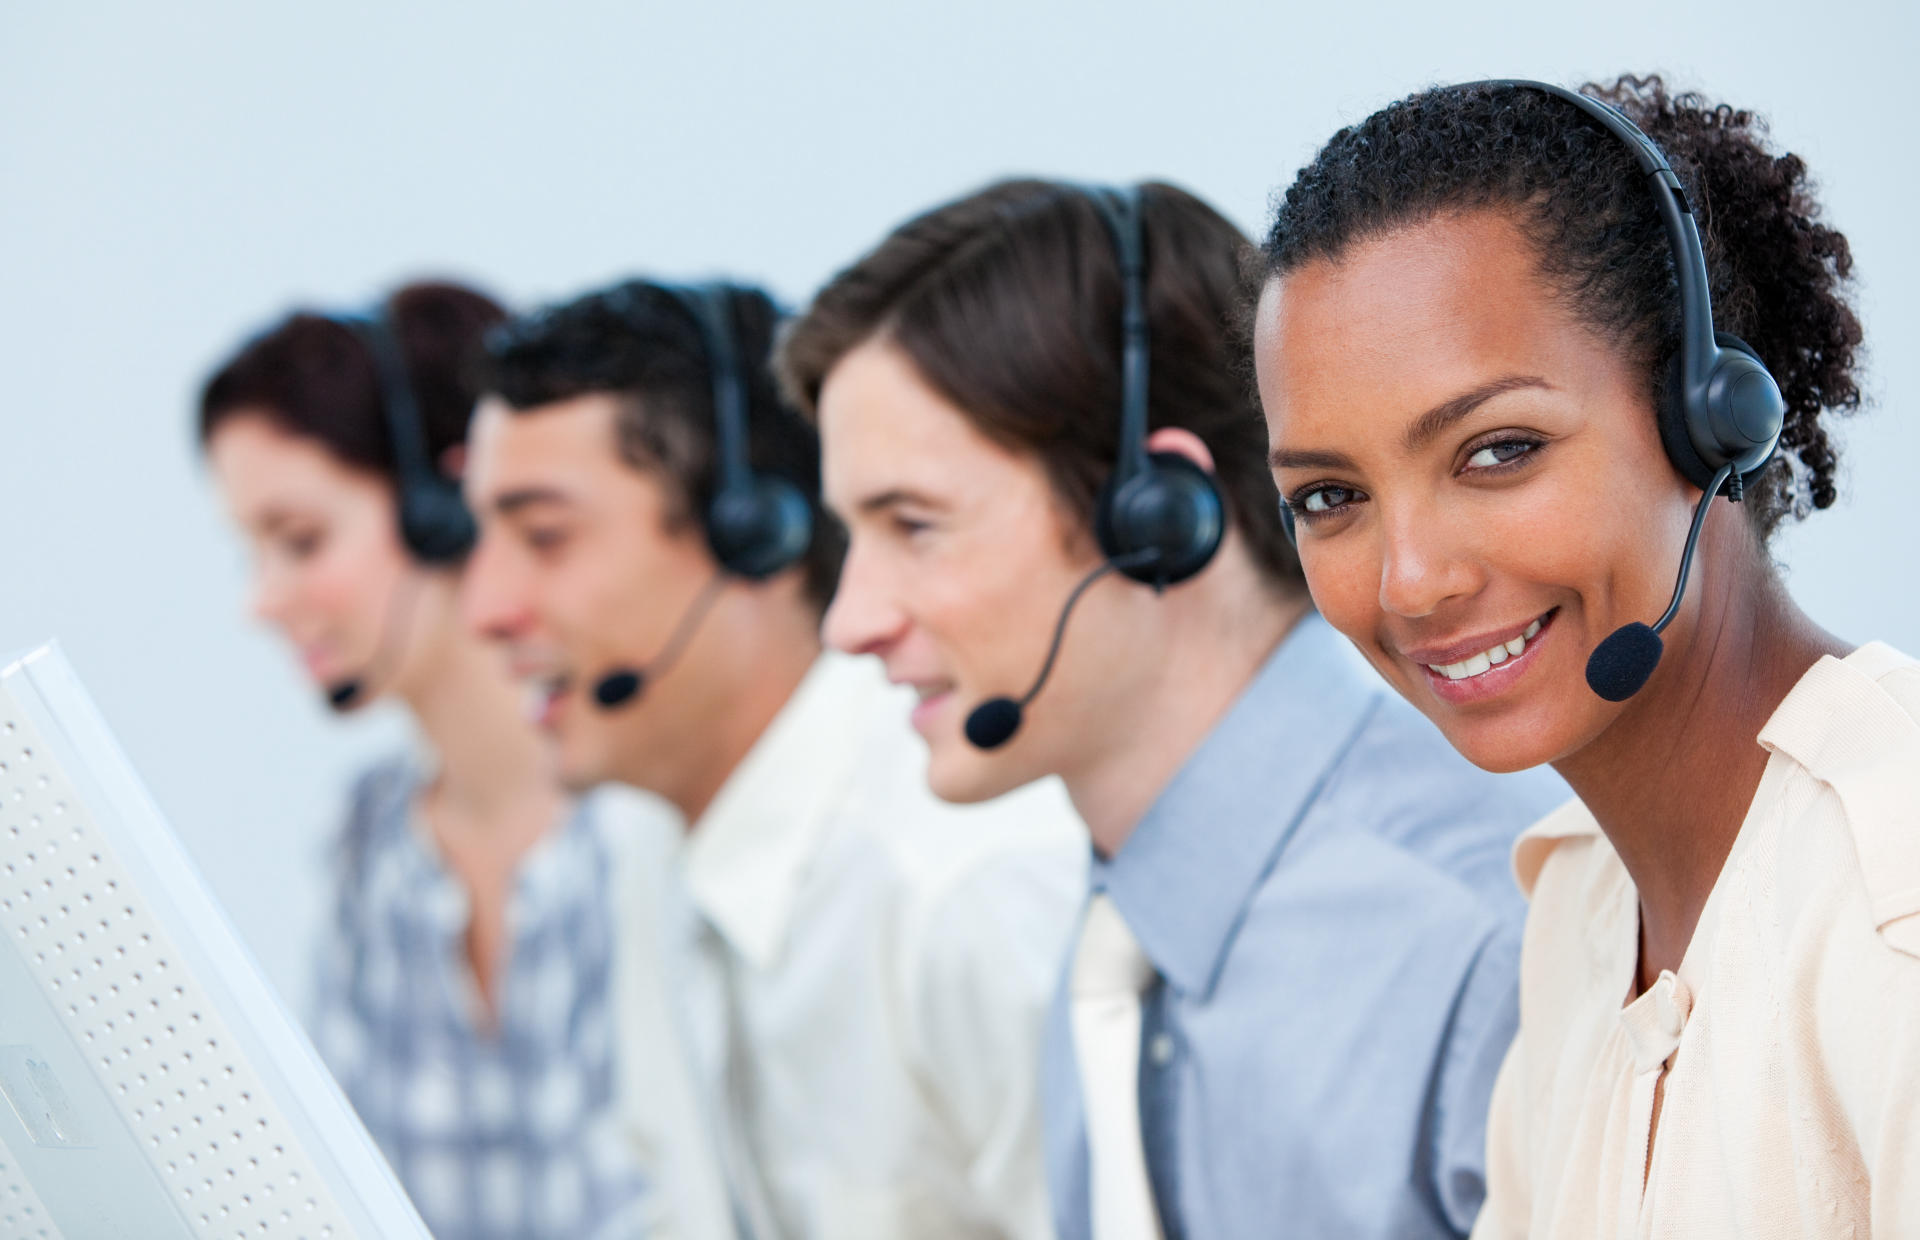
left=458, top=278, right=1084, bottom=1240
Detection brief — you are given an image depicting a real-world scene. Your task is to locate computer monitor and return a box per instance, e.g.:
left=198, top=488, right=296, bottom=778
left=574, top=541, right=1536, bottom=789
left=0, top=643, right=431, bottom=1240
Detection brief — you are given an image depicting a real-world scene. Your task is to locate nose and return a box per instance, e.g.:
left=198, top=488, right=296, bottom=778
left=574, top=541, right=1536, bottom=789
left=821, top=539, right=910, bottom=657
left=459, top=527, right=531, bottom=642
left=1376, top=500, right=1482, bottom=619
left=249, top=560, right=293, bottom=628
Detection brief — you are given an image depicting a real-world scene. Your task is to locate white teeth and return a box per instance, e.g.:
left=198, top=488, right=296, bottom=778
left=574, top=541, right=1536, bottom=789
left=1429, top=619, right=1546, bottom=681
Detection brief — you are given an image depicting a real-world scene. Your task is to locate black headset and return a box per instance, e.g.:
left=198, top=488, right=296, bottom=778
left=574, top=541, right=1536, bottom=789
left=1084, top=185, right=1226, bottom=588
left=1277, top=80, right=1785, bottom=548
left=336, top=310, right=478, bottom=564
left=585, top=282, right=816, bottom=711
left=960, top=187, right=1226, bottom=750
left=653, top=282, right=814, bottom=580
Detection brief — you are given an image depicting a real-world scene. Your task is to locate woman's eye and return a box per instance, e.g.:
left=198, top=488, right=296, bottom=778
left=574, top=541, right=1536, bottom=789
left=284, top=530, right=324, bottom=559
left=526, top=527, right=568, bottom=553
left=1299, top=485, right=1359, bottom=515
left=1464, top=439, right=1538, bottom=470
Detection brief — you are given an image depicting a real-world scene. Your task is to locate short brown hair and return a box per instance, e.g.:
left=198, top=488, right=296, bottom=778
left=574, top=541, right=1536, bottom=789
left=480, top=279, right=845, bottom=614
left=777, top=178, right=1299, bottom=591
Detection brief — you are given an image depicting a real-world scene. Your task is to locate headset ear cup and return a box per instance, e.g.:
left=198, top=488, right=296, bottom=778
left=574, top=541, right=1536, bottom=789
left=1096, top=452, right=1225, bottom=587
left=400, top=480, right=478, bottom=563
left=1711, top=331, right=1785, bottom=480
left=1658, top=335, right=1785, bottom=496
left=708, top=476, right=814, bottom=580
left=1656, top=349, right=1720, bottom=494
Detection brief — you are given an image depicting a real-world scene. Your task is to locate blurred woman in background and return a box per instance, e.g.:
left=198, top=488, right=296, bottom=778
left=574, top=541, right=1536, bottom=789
left=198, top=281, right=652, bottom=1239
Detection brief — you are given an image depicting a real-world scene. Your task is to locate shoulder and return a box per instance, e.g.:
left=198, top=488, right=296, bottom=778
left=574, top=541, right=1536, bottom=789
left=342, top=751, right=416, bottom=820
left=831, top=664, right=1086, bottom=893
left=1320, top=690, right=1570, bottom=915
left=858, top=766, right=1087, bottom=933
left=800, top=667, right=1086, bottom=950
left=333, top=751, right=419, bottom=865
left=1760, top=643, right=1920, bottom=961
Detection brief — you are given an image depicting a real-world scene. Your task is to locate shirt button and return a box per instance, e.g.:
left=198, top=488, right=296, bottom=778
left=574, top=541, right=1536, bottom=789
left=1149, top=1033, right=1176, bottom=1067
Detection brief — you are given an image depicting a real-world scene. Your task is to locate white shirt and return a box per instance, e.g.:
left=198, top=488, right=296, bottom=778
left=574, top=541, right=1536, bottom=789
left=614, top=652, right=1086, bottom=1240
left=1473, top=642, right=1920, bottom=1240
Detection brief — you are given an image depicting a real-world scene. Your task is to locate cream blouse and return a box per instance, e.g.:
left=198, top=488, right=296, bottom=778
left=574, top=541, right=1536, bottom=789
left=1473, top=642, right=1920, bottom=1240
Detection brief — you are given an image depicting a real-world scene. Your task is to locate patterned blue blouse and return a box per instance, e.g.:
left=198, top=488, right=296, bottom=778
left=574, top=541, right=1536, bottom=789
left=309, top=755, right=650, bottom=1239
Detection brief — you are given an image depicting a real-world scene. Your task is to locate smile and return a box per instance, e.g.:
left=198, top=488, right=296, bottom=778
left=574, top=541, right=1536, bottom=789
left=1426, top=618, right=1542, bottom=681
left=1404, top=609, right=1559, bottom=706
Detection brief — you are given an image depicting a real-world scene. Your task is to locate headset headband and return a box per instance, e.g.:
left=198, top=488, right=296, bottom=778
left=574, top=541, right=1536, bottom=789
left=1470, top=81, right=1724, bottom=445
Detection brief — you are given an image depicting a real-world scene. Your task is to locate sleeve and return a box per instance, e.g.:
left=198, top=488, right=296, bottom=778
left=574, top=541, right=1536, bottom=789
left=1431, top=919, right=1523, bottom=1237
left=904, top=845, right=1081, bottom=1240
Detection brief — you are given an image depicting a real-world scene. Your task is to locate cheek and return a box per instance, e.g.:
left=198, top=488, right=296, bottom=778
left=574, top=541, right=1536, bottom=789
left=1295, top=533, right=1382, bottom=646
left=1489, top=448, right=1686, bottom=621
left=918, top=531, right=1072, bottom=676
left=302, top=531, right=408, bottom=632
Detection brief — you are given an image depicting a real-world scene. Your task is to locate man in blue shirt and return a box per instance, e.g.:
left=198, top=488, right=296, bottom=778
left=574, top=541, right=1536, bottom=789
left=777, top=178, right=1567, bottom=1238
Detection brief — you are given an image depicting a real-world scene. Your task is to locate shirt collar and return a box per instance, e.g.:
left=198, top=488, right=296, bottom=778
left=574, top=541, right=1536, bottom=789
left=1096, top=612, right=1385, bottom=999
left=1758, top=642, right=1919, bottom=781
left=681, top=652, right=890, bottom=971
left=1759, top=642, right=1920, bottom=933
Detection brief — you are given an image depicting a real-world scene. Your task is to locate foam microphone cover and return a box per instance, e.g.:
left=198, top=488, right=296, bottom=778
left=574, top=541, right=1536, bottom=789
left=326, top=681, right=364, bottom=711
left=1585, top=623, right=1663, bottom=703
left=593, top=669, right=645, bottom=710
left=964, top=697, right=1023, bottom=750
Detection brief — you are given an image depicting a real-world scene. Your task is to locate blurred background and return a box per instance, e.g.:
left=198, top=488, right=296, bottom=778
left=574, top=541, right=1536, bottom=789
left=3, top=0, right=1914, bottom=1003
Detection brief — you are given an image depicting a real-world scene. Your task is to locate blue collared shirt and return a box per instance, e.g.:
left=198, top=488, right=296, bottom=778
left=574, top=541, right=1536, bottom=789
left=1042, top=614, right=1568, bottom=1240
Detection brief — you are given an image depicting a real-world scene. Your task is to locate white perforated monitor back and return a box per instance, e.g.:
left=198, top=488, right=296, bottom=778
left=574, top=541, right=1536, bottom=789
left=0, top=644, right=430, bottom=1240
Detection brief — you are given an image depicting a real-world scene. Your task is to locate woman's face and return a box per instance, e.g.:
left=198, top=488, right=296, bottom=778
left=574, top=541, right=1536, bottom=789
left=1253, top=208, right=1700, bottom=772
left=207, top=413, right=423, bottom=702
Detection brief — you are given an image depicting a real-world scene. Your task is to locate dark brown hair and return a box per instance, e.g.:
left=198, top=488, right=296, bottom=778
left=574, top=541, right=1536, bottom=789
left=1261, top=76, right=1863, bottom=536
left=198, top=280, right=507, bottom=480
left=479, top=279, right=845, bottom=614
left=777, top=178, right=1301, bottom=592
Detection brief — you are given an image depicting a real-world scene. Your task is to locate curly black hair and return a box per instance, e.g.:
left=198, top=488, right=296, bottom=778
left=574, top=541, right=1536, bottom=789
left=1260, top=74, right=1863, bottom=536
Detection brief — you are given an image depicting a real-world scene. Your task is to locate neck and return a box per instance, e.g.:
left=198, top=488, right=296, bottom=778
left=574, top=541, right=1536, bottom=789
left=658, top=591, right=823, bottom=827
left=398, top=621, right=564, bottom=852
left=1553, top=519, right=1843, bottom=989
left=1065, top=550, right=1309, bottom=857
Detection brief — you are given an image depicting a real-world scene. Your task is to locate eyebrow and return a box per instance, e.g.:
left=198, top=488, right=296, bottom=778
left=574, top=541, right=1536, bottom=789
left=254, top=508, right=309, bottom=533
left=1268, top=374, right=1552, bottom=472
left=854, top=487, right=946, bottom=516
left=1402, top=374, right=1551, bottom=453
left=490, top=485, right=575, bottom=516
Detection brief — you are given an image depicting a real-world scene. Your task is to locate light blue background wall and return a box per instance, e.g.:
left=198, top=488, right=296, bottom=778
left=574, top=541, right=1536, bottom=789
left=3, top=0, right=1914, bottom=1000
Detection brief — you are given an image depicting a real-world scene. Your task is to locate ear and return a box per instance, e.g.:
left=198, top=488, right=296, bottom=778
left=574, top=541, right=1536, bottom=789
left=1144, top=426, right=1216, bottom=474
left=438, top=442, right=469, bottom=481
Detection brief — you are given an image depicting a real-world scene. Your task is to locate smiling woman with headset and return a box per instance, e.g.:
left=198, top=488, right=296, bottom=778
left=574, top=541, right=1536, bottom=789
left=1253, top=77, right=1917, bottom=1235
left=197, top=282, right=652, bottom=1239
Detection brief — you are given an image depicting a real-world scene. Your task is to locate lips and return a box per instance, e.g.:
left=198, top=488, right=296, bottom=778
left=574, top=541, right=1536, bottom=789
left=891, top=676, right=957, bottom=736
left=1427, top=617, right=1542, bottom=681
left=513, top=666, right=573, bottom=729
left=1401, top=609, right=1559, bottom=704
